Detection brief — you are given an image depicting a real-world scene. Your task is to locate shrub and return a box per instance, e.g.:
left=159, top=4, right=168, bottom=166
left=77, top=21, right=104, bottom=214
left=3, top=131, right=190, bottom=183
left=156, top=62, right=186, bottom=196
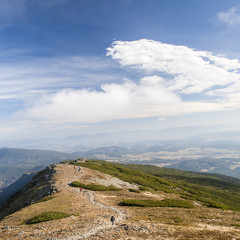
left=70, top=181, right=121, bottom=191
left=26, top=211, right=71, bottom=224
left=139, top=186, right=151, bottom=191
left=119, top=199, right=194, bottom=208
left=128, top=188, right=141, bottom=193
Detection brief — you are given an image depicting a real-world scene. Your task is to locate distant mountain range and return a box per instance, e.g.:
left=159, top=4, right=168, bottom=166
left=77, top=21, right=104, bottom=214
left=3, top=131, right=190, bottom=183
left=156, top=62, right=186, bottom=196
left=0, top=148, right=76, bottom=190
left=1, top=138, right=240, bottom=201
left=74, top=143, right=240, bottom=178
left=168, top=158, right=240, bottom=179
left=2, top=125, right=240, bottom=152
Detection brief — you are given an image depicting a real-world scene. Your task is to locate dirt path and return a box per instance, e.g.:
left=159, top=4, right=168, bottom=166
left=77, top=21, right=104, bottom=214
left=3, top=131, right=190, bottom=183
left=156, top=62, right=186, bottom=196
left=55, top=164, right=126, bottom=240
left=63, top=190, right=125, bottom=240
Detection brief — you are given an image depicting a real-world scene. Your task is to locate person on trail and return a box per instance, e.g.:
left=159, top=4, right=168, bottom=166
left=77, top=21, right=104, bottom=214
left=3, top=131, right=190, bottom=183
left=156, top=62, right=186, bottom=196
left=80, top=187, right=82, bottom=192
left=78, top=166, right=81, bottom=172
left=110, top=216, right=115, bottom=225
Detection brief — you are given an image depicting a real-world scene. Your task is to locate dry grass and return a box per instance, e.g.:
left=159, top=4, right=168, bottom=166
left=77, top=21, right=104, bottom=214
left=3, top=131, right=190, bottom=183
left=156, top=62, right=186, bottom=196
left=1, top=163, right=240, bottom=240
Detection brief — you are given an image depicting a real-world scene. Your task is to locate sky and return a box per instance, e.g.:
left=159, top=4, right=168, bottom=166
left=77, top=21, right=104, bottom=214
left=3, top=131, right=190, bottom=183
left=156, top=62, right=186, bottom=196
left=1, top=0, right=240, bottom=145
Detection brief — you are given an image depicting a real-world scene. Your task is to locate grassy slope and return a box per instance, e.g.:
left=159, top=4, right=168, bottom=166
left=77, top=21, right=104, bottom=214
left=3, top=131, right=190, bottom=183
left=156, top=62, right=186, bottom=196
left=74, top=160, right=240, bottom=211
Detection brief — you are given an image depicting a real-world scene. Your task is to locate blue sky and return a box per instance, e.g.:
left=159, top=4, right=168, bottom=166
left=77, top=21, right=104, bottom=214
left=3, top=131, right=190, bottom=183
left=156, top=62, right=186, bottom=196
left=1, top=0, right=240, bottom=144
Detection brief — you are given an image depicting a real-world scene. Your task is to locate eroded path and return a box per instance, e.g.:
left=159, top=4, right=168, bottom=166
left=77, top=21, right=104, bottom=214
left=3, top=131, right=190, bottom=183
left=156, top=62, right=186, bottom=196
left=55, top=164, right=127, bottom=240
left=63, top=190, right=125, bottom=240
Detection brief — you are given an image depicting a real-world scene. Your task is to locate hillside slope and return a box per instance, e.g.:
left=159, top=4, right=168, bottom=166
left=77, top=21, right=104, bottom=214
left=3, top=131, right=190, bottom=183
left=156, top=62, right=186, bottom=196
left=0, top=171, right=36, bottom=205
left=0, top=160, right=240, bottom=239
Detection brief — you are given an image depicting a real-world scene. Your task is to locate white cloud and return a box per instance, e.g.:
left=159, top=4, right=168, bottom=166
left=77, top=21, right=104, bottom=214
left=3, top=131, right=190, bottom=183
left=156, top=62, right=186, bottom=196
left=107, top=39, right=240, bottom=94
left=13, top=40, right=240, bottom=123
left=218, top=6, right=240, bottom=26
left=19, top=78, right=181, bottom=122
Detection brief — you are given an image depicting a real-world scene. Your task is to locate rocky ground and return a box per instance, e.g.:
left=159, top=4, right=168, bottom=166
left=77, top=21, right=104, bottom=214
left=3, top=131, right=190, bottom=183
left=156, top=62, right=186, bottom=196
left=0, top=163, right=240, bottom=239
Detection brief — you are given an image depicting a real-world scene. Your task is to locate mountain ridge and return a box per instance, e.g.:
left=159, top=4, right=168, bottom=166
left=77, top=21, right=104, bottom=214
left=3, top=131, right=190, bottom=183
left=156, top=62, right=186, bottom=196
left=1, top=160, right=240, bottom=239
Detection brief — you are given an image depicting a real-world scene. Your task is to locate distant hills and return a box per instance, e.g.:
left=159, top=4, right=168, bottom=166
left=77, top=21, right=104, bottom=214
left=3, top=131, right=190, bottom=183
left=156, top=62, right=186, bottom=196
left=0, top=148, right=76, bottom=190
left=2, top=125, right=240, bottom=152
left=168, top=158, right=240, bottom=179
left=74, top=143, right=240, bottom=178
left=1, top=139, right=240, bottom=197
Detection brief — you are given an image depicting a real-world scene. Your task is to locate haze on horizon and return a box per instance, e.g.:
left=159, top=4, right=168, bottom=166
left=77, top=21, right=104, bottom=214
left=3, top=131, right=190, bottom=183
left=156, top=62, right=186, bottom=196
left=1, top=0, right=240, bottom=148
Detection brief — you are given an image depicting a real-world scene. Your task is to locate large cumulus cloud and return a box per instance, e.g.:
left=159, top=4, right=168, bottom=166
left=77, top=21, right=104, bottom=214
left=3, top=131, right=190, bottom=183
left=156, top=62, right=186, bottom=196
left=19, top=39, right=240, bottom=122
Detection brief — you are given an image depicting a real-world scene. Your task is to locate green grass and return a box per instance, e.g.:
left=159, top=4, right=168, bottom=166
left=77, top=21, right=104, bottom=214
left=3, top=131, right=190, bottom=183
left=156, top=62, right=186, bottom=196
left=72, top=160, right=174, bottom=193
left=119, top=199, right=194, bottom=208
left=139, top=186, right=151, bottom=191
left=119, top=163, right=240, bottom=211
left=70, top=160, right=240, bottom=211
left=26, top=211, right=71, bottom=224
left=70, top=181, right=121, bottom=191
left=231, top=224, right=240, bottom=228
left=179, top=185, right=229, bottom=210
left=124, top=164, right=240, bottom=189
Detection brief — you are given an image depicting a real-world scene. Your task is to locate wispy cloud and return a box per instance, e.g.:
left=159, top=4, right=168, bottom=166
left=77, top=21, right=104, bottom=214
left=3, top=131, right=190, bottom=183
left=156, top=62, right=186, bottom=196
left=0, top=56, right=119, bottom=101
left=217, top=6, right=240, bottom=26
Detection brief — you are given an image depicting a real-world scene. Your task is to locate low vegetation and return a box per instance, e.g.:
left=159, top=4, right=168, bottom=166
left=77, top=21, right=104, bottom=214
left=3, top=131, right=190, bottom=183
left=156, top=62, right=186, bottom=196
left=72, top=160, right=174, bottom=193
left=124, top=164, right=240, bottom=211
left=120, top=198, right=194, bottom=208
left=128, top=188, right=141, bottom=193
left=26, top=211, right=71, bottom=224
left=38, top=196, right=55, bottom=203
left=72, top=160, right=240, bottom=211
left=70, top=181, right=121, bottom=191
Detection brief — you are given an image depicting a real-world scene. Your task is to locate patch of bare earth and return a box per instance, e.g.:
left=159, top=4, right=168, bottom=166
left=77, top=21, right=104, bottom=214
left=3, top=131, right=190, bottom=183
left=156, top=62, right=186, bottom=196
left=0, top=163, right=240, bottom=239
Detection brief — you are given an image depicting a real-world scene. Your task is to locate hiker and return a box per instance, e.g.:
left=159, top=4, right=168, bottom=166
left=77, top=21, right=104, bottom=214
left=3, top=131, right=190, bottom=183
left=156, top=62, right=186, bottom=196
left=78, top=166, right=81, bottom=172
left=80, top=187, right=82, bottom=192
left=110, top=216, right=115, bottom=225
